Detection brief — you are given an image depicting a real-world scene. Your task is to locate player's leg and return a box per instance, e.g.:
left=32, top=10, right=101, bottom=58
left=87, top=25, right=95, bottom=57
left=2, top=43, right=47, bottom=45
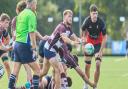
left=93, top=44, right=102, bottom=88
left=49, top=57, right=61, bottom=89
left=38, top=40, right=46, bottom=69
left=8, top=42, right=23, bottom=88
left=83, top=53, right=92, bottom=89
left=40, top=57, right=50, bottom=77
left=1, top=52, right=11, bottom=79
left=39, top=56, right=44, bottom=69
left=8, top=62, right=21, bottom=89
left=63, top=52, right=95, bottom=88
left=94, top=57, right=101, bottom=86
left=84, top=56, right=92, bottom=79
left=40, top=47, right=61, bottom=89
left=74, top=65, right=95, bottom=88
left=28, top=62, right=40, bottom=89
left=15, top=42, right=40, bottom=89
left=23, top=64, right=32, bottom=82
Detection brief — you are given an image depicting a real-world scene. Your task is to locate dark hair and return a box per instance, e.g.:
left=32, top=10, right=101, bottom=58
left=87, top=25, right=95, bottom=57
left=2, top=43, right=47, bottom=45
left=67, top=76, right=72, bottom=87
left=0, top=13, right=10, bottom=21
left=89, top=4, right=98, bottom=12
left=16, top=0, right=26, bottom=12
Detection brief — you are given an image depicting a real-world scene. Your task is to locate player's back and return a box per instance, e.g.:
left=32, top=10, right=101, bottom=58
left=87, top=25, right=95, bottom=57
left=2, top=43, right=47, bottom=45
left=16, top=8, right=36, bottom=43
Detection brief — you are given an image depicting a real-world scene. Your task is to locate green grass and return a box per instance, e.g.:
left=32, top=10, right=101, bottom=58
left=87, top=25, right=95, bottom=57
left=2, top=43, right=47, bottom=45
left=0, top=56, right=128, bottom=89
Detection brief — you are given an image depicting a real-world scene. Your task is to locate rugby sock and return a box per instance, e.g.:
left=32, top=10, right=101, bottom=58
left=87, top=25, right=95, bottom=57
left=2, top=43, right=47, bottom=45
left=32, top=75, right=39, bottom=89
left=8, top=74, right=16, bottom=89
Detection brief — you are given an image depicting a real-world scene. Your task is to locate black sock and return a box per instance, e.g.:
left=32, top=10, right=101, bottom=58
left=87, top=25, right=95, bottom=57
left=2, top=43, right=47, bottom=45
left=32, top=75, right=39, bottom=89
left=8, top=74, right=16, bottom=89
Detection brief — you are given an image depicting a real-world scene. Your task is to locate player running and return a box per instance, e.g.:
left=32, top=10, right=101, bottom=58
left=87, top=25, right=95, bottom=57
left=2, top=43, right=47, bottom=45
left=81, top=4, right=107, bottom=89
left=0, top=13, right=12, bottom=79
left=8, top=0, right=40, bottom=89
left=40, top=9, right=96, bottom=89
left=11, top=0, right=33, bottom=83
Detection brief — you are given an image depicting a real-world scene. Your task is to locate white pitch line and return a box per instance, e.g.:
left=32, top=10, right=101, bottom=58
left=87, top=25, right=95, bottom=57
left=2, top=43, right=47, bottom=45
left=122, top=73, right=128, bottom=77
left=115, top=58, right=126, bottom=62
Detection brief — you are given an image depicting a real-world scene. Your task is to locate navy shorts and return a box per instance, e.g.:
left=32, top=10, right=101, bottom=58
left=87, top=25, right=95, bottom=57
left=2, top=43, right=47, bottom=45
left=44, top=48, right=56, bottom=59
left=39, top=40, right=46, bottom=58
left=14, top=42, right=35, bottom=64
left=84, top=43, right=101, bottom=56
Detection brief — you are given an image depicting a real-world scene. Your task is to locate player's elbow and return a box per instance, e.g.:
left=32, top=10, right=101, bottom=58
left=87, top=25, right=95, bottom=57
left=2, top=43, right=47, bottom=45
left=103, top=34, right=107, bottom=41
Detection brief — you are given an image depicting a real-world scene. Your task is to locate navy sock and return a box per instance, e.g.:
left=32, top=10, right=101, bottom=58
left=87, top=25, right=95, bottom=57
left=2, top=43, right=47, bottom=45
left=32, top=75, right=39, bottom=89
left=8, top=74, right=16, bottom=89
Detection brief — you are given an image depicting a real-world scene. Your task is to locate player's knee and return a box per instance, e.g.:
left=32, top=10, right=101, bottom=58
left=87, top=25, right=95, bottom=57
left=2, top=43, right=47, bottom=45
left=55, top=68, right=60, bottom=73
left=43, top=70, right=48, bottom=76
left=95, top=57, right=101, bottom=62
left=3, top=62, right=10, bottom=70
left=33, top=68, right=40, bottom=76
left=41, top=68, right=50, bottom=76
left=54, top=67, right=60, bottom=74
left=85, top=60, right=91, bottom=65
left=2, top=56, right=9, bottom=62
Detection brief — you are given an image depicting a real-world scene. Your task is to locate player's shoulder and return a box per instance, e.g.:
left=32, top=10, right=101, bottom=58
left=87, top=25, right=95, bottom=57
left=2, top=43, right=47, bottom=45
left=84, top=16, right=91, bottom=23
left=11, top=16, right=17, bottom=25
left=12, top=16, right=17, bottom=22
left=56, top=22, right=65, bottom=30
left=97, top=17, right=105, bottom=24
left=20, top=9, right=35, bottom=17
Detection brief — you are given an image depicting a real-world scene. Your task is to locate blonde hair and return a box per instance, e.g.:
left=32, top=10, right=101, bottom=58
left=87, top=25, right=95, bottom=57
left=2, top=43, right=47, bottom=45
left=63, top=10, right=73, bottom=17
left=0, top=13, right=10, bottom=21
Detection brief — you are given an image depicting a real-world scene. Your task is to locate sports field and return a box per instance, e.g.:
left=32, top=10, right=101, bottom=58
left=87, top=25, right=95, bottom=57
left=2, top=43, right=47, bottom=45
left=0, top=56, right=128, bottom=89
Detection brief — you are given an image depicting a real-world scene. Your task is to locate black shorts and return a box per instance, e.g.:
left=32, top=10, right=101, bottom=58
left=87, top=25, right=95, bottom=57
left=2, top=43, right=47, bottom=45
left=14, top=42, right=36, bottom=64
left=84, top=43, right=101, bottom=56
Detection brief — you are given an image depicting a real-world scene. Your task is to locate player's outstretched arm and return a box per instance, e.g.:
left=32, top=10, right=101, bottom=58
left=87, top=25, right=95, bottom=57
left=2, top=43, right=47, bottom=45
left=61, top=33, right=76, bottom=46
left=74, top=66, right=96, bottom=88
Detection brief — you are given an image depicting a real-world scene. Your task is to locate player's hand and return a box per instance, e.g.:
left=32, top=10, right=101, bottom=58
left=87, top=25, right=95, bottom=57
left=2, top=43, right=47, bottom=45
left=42, top=35, right=49, bottom=40
left=81, top=37, right=86, bottom=45
left=32, top=49, right=38, bottom=60
left=95, top=51, right=102, bottom=58
left=6, top=46, right=13, bottom=51
left=0, top=45, right=13, bottom=52
left=71, top=41, right=80, bottom=47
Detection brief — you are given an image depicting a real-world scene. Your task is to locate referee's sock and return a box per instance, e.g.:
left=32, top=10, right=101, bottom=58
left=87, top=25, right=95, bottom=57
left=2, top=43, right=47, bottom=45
left=8, top=74, right=16, bottom=89
left=32, top=75, right=39, bottom=89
